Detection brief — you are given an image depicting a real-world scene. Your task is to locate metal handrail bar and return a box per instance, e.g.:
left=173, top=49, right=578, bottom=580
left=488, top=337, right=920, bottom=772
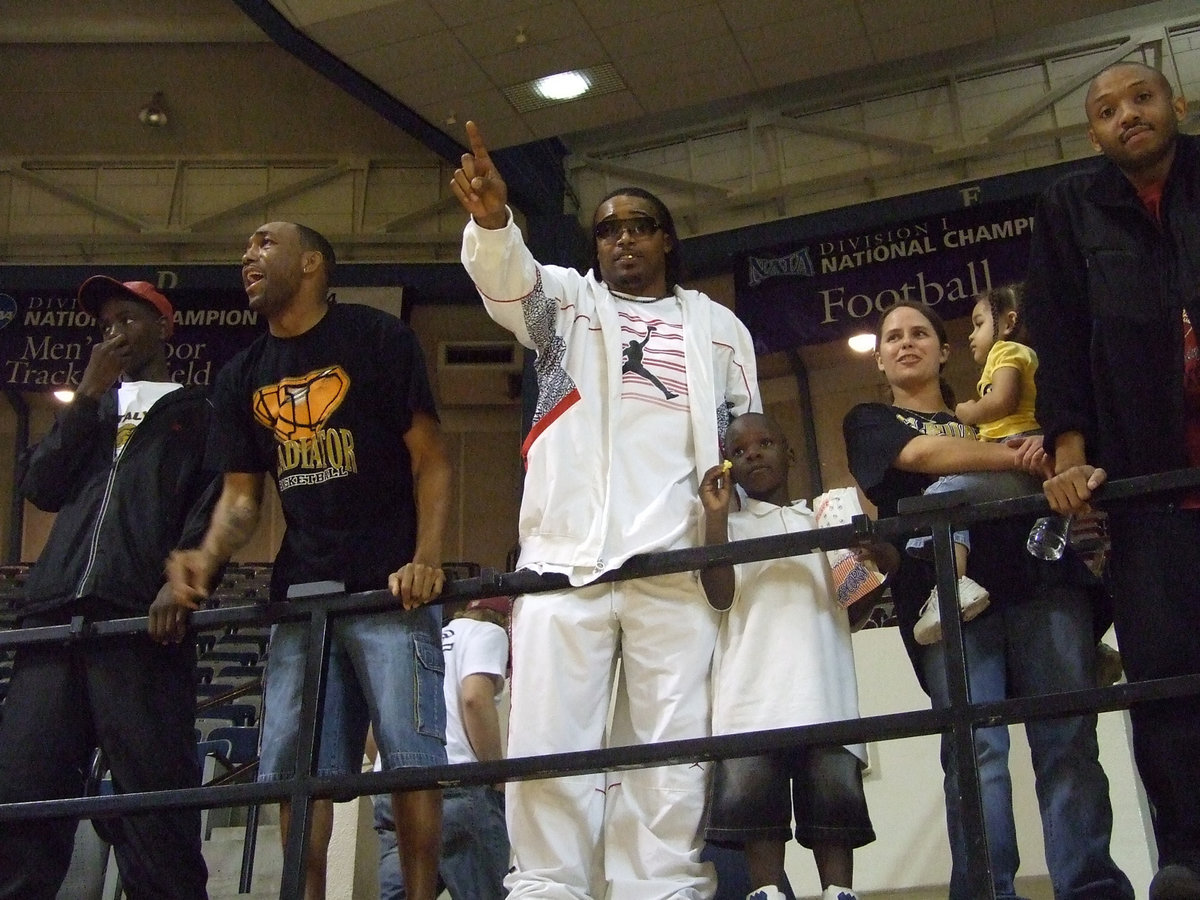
left=2, top=667, right=1198, bottom=826
left=2, top=465, right=1198, bottom=897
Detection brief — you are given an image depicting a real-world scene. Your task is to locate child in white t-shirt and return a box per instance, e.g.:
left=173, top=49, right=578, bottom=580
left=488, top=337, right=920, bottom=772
left=699, top=412, right=894, bottom=900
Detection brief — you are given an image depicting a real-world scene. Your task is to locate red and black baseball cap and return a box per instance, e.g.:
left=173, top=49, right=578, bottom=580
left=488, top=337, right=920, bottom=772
left=77, top=276, right=174, bottom=338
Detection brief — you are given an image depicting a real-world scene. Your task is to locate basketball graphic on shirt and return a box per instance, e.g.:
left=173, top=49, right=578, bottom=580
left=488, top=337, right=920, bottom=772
left=252, top=366, right=350, bottom=442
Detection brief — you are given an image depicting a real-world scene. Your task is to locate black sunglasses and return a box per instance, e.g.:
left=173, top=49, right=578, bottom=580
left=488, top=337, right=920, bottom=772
left=593, top=216, right=662, bottom=242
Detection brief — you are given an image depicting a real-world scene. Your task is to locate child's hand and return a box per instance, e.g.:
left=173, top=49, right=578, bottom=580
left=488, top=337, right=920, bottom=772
left=700, top=460, right=734, bottom=514
left=852, top=541, right=900, bottom=577
left=1006, top=434, right=1052, bottom=479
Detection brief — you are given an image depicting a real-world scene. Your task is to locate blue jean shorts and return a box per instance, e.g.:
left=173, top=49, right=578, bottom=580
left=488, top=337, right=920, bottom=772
left=258, top=606, right=447, bottom=782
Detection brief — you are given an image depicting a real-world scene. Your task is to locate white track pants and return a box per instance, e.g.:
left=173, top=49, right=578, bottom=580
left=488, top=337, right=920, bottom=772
left=504, top=572, right=719, bottom=900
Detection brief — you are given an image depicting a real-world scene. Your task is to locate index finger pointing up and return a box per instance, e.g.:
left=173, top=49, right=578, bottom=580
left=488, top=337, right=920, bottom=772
left=465, top=120, right=489, bottom=161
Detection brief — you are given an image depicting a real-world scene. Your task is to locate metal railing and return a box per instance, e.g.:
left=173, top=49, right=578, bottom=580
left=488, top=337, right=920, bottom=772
left=3, top=468, right=1200, bottom=898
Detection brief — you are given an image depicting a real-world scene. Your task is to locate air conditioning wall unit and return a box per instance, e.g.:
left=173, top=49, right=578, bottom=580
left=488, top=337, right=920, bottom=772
left=436, top=341, right=524, bottom=406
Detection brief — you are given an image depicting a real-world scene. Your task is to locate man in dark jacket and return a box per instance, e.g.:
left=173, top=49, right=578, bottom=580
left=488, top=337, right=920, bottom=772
left=0, top=277, right=218, bottom=900
left=1024, top=61, right=1200, bottom=900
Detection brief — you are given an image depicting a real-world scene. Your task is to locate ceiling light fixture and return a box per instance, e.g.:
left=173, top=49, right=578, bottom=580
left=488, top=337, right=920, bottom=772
left=138, top=91, right=168, bottom=127
left=534, top=71, right=590, bottom=101
left=515, top=25, right=527, bottom=46
left=847, top=333, right=876, bottom=353
left=503, top=64, right=625, bottom=113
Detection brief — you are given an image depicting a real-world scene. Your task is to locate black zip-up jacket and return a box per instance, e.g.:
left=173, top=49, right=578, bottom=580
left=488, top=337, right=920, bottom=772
left=1025, top=132, right=1200, bottom=481
left=17, top=385, right=220, bottom=615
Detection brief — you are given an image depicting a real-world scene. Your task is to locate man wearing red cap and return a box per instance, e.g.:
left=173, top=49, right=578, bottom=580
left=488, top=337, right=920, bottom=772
left=0, top=276, right=218, bottom=899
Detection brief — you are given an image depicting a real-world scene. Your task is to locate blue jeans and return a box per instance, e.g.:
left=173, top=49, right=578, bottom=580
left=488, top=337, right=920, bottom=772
left=374, top=785, right=510, bottom=900
left=920, top=586, right=1133, bottom=900
left=907, top=470, right=1041, bottom=559
left=259, top=607, right=446, bottom=781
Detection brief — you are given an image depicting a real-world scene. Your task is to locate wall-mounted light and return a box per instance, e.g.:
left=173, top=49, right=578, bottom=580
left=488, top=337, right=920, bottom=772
left=138, top=91, right=168, bottom=127
left=53, top=390, right=75, bottom=403
left=848, top=333, right=876, bottom=353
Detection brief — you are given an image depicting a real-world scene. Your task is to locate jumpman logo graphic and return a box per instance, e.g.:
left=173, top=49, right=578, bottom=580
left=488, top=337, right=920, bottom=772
left=622, top=325, right=678, bottom=400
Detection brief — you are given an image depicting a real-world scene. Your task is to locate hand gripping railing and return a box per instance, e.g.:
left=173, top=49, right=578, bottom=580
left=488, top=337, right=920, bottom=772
left=3, top=468, right=1200, bottom=898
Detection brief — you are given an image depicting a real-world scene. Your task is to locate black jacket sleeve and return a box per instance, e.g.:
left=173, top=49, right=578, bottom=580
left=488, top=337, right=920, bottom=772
left=17, top=394, right=112, bottom=512
left=1024, top=183, right=1098, bottom=453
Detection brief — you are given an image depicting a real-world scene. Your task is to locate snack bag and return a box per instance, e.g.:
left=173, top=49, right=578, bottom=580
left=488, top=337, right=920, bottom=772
left=814, top=487, right=887, bottom=609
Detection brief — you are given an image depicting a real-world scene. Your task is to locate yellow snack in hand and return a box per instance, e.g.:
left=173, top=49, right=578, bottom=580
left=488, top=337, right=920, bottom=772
left=721, top=459, right=733, bottom=473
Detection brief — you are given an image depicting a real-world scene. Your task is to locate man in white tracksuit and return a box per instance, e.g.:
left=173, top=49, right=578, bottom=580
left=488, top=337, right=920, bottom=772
left=453, top=121, right=760, bottom=900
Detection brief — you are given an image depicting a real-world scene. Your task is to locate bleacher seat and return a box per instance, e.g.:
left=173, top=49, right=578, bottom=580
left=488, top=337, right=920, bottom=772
left=215, top=633, right=268, bottom=655
left=199, top=702, right=257, bottom=727
left=201, top=649, right=260, bottom=667
left=215, top=665, right=264, bottom=680
left=196, top=682, right=244, bottom=702
left=196, top=738, right=234, bottom=769
left=205, top=725, right=260, bottom=767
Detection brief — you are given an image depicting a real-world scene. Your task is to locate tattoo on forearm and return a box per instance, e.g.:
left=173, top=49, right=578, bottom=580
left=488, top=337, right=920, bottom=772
left=206, top=497, right=260, bottom=559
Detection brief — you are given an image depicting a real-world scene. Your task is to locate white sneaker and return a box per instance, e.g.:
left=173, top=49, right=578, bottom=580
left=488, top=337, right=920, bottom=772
left=913, top=576, right=990, bottom=645
left=823, top=887, right=860, bottom=900
left=746, top=887, right=787, bottom=900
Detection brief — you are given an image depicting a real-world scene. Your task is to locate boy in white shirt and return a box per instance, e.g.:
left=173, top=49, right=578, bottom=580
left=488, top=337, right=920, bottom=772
left=700, top=413, right=893, bottom=900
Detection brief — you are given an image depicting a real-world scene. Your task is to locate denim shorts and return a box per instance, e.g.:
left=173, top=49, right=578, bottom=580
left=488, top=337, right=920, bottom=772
left=706, top=745, right=875, bottom=850
left=257, top=606, right=447, bottom=782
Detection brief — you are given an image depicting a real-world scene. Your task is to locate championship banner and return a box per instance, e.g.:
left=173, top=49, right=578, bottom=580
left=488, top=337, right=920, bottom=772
left=0, top=280, right=403, bottom=392
left=736, top=193, right=1040, bottom=353
left=0, top=287, right=258, bottom=391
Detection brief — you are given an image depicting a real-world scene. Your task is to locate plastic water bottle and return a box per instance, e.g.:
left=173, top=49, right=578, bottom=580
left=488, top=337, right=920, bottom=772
left=1026, top=515, right=1072, bottom=561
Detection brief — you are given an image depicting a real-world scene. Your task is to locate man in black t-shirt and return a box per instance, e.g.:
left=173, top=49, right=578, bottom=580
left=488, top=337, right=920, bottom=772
left=159, top=222, right=452, bottom=900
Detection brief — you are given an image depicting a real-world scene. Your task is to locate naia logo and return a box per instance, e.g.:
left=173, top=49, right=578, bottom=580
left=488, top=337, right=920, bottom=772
left=0, top=294, right=16, bottom=329
left=746, top=247, right=815, bottom=287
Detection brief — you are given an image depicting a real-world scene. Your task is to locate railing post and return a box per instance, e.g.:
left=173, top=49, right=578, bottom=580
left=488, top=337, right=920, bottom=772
left=930, top=512, right=995, bottom=899
left=278, top=604, right=332, bottom=899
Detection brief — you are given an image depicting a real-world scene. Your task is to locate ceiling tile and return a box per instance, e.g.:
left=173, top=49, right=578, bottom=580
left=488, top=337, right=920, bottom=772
left=432, top=0, right=575, bottom=29
left=747, top=35, right=879, bottom=88
left=615, top=32, right=748, bottom=88
left=382, top=62, right=495, bottom=107
left=347, top=29, right=475, bottom=80
left=475, top=33, right=612, bottom=86
left=304, top=1, right=443, bottom=55
left=868, top=9, right=997, bottom=62
left=452, top=1, right=594, bottom=58
left=276, top=0, right=400, bottom=28
left=734, top=4, right=867, bottom=69
left=857, top=0, right=991, bottom=32
left=632, top=57, right=757, bottom=114
left=521, top=90, right=647, bottom=140
left=991, top=0, right=1160, bottom=37
left=416, top=89, right=529, bottom=137
left=717, top=0, right=850, bottom=20
left=0, top=0, right=265, bottom=42
left=593, top=3, right=728, bottom=58
left=573, top=0, right=715, bottom=29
